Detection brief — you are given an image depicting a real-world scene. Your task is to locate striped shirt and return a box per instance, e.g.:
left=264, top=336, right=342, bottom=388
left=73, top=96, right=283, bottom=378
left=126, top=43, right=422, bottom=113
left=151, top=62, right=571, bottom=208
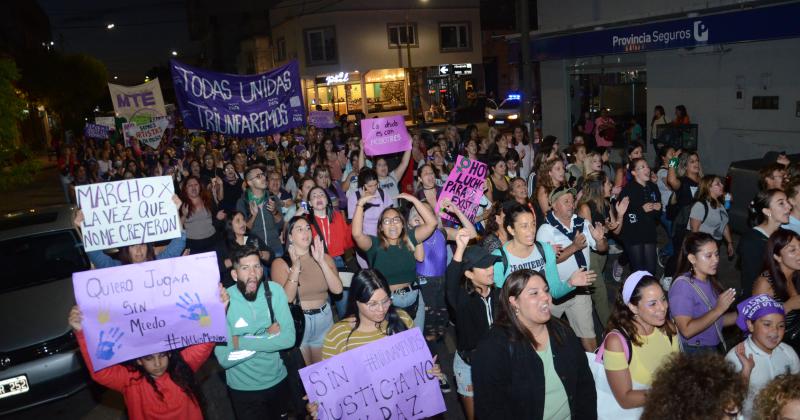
left=321, top=310, right=414, bottom=359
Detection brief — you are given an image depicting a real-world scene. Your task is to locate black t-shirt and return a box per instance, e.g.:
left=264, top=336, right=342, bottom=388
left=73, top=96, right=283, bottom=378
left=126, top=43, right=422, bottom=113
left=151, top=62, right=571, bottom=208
left=619, top=180, right=661, bottom=244
left=220, top=178, right=244, bottom=213
left=676, top=176, right=699, bottom=207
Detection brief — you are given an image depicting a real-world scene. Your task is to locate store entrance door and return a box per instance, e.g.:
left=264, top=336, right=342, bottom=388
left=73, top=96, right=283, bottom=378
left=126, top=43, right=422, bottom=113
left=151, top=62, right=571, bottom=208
left=569, top=58, right=646, bottom=151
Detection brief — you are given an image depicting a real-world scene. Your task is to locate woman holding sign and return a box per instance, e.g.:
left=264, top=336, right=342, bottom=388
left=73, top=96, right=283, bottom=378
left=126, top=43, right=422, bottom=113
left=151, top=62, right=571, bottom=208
left=75, top=196, right=187, bottom=268
left=66, top=283, right=228, bottom=420
left=472, top=269, right=597, bottom=419
left=351, top=192, right=438, bottom=323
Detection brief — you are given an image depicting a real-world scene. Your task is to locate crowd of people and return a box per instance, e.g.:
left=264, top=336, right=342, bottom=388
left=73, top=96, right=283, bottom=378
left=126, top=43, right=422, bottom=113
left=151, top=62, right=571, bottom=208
left=59, top=108, right=800, bottom=420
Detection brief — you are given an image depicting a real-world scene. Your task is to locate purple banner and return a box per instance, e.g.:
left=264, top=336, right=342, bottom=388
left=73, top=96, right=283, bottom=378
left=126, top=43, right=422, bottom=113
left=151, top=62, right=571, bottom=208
left=72, top=252, right=227, bottom=371
left=84, top=123, right=109, bottom=140
left=308, top=111, right=336, bottom=128
left=170, top=59, right=306, bottom=137
left=361, top=115, right=412, bottom=156
left=436, top=155, right=488, bottom=222
left=300, top=328, right=446, bottom=420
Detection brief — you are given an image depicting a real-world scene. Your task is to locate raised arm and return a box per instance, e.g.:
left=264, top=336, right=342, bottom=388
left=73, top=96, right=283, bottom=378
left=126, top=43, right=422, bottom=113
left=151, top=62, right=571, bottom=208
left=391, top=148, right=412, bottom=180
left=351, top=191, right=375, bottom=251
left=440, top=199, right=478, bottom=240
left=398, top=193, right=437, bottom=243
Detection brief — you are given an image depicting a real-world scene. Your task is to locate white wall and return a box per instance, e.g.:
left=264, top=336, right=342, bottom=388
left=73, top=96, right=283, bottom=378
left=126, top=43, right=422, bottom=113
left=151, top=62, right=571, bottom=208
left=647, top=37, right=800, bottom=174
left=539, top=60, right=570, bottom=140
left=271, top=7, right=482, bottom=76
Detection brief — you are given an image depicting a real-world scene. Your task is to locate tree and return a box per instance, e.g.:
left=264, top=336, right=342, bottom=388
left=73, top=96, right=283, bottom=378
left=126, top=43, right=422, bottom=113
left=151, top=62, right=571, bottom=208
left=0, top=58, right=25, bottom=149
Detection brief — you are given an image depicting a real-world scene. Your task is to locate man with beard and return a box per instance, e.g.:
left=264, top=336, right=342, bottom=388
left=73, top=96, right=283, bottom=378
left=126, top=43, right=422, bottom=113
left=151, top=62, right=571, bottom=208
left=215, top=244, right=296, bottom=420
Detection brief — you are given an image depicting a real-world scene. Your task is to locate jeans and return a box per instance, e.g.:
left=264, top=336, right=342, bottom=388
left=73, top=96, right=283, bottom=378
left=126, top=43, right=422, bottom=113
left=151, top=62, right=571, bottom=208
left=228, top=379, right=289, bottom=420
left=391, top=288, right=425, bottom=328
left=660, top=213, right=674, bottom=256
left=418, top=275, right=448, bottom=340
left=301, top=304, right=334, bottom=348
left=331, top=255, right=349, bottom=318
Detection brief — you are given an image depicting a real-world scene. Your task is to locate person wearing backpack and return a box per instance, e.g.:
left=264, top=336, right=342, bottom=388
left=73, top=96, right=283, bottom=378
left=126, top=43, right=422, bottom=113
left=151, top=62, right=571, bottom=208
left=594, top=271, right=679, bottom=417
left=687, top=175, right=734, bottom=260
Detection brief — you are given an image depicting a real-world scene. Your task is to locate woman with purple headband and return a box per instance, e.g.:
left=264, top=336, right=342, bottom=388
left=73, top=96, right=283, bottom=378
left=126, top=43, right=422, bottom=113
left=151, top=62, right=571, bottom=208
left=596, top=271, right=679, bottom=416
left=725, top=294, right=800, bottom=418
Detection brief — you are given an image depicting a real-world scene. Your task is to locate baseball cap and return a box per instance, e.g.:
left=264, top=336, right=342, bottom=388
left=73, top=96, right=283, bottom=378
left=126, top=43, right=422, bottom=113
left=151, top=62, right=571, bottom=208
left=548, top=186, right=576, bottom=205
left=462, top=246, right=500, bottom=271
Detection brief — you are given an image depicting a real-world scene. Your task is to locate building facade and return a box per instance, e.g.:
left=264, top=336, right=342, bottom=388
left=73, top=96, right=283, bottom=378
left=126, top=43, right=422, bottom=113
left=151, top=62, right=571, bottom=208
left=527, top=0, right=800, bottom=174
left=269, top=0, right=483, bottom=119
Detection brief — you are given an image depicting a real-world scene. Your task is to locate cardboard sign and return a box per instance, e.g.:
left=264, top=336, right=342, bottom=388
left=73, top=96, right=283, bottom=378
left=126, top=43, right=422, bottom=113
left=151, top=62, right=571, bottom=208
left=94, top=117, right=116, bottom=130
left=360, top=115, right=412, bottom=156
left=308, top=111, right=336, bottom=128
left=72, top=252, right=227, bottom=371
left=436, top=155, right=488, bottom=222
left=108, top=79, right=167, bottom=123
left=300, top=328, right=446, bottom=420
left=75, top=176, right=180, bottom=252
left=123, top=117, right=169, bottom=149
left=170, top=59, right=306, bottom=136
left=84, top=123, right=109, bottom=140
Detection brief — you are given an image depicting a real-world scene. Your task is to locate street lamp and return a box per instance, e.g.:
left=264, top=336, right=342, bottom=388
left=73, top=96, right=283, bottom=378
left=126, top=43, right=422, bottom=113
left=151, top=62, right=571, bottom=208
left=171, top=50, right=178, bottom=56
left=106, top=23, right=115, bottom=30
left=113, top=76, right=118, bottom=80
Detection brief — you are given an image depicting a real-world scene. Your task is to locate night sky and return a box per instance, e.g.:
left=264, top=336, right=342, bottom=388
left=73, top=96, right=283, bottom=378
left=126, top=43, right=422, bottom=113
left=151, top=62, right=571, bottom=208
left=39, top=0, right=197, bottom=85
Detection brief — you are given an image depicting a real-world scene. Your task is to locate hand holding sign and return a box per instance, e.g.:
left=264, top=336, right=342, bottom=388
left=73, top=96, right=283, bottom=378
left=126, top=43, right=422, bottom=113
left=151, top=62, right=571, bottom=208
left=360, top=115, right=412, bottom=156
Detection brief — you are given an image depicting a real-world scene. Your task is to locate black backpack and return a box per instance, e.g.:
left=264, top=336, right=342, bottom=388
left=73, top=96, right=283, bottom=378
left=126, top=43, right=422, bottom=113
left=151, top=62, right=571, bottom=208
left=670, top=200, right=709, bottom=237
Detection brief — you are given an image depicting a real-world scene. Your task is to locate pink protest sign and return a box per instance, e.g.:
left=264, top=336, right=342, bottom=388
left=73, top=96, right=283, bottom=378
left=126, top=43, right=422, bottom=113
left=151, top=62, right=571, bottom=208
left=72, top=252, right=227, bottom=371
left=436, top=155, right=488, bottom=223
left=308, top=111, right=336, bottom=128
left=360, top=115, right=412, bottom=156
left=300, top=328, right=446, bottom=419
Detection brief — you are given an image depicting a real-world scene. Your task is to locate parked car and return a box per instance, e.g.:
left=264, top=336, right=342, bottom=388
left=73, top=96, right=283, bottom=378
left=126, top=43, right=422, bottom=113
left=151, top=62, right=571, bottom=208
left=726, top=151, right=799, bottom=234
left=485, top=95, right=522, bottom=126
left=0, top=205, right=90, bottom=415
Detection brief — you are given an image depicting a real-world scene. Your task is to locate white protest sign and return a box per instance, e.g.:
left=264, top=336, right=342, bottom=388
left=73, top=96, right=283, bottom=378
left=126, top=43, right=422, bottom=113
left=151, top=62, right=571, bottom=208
left=76, top=176, right=180, bottom=252
left=95, top=116, right=116, bottom=130
left=108, top=78, right=167, bottom=123
left=123, top=117, right=169, bottom=149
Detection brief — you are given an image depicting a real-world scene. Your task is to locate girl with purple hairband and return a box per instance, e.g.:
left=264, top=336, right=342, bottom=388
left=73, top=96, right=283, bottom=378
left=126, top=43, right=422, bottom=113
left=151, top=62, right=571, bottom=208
left=597, top=271, right=678, bottom=416
left=725, top=294, right=800, bottom=418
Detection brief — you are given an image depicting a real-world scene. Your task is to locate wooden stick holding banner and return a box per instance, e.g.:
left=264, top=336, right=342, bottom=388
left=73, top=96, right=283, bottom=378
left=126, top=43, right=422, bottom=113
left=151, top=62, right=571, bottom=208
left=436, top=155, right=488, bottom=223
left=72, top=252, right=227, bottom=371
left=300, top=328, right=446, bottom=419
left=75, top=176, right=181, bottom=252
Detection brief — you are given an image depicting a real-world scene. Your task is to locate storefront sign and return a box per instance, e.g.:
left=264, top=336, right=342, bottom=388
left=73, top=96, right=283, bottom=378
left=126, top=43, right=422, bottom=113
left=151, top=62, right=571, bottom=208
left=75, top=176, right=180, bottom=252
left=527, top=2, right=800, bottom=60
left=308, top=111, right=336, bottom=128
left=325, top=72, right=349, bottom=85
left=171, top=59, right=305, bottom=137
left=361, top=115, right=412, bottom=156
left=108, top=79, right=167, bottom=124
left=437, top=156, right=488, bottom=223
left=72, top=252, right=227, bottom=371
left=300, top=328, right=446, bottom=420
left=453, top=63, right=472, bottom=75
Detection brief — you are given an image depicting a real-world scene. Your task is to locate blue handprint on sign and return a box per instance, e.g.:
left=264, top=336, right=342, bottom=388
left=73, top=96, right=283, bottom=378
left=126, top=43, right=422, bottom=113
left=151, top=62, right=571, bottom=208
left=95, top=327, right=124, bottom=361
left=176, top=292, right=211, bottom=327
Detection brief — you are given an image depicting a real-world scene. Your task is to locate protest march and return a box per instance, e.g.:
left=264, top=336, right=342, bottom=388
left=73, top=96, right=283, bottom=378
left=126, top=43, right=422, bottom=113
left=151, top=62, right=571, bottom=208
left=50, top=54, right=800, bottom=420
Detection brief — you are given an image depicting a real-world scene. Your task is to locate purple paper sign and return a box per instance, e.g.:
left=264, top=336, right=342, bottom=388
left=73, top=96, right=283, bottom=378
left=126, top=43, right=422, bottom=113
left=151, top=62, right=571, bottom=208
left=361, top=115, right=412, bottom=156
left=308, top=111, right=336, bottom=128
left=436, top=155, right=488, bottom=223
left=84, top=123, right=109, bottom=139
left=72, top=252, right=227, bottom=371
left=300, top=328, right=446, bottom=419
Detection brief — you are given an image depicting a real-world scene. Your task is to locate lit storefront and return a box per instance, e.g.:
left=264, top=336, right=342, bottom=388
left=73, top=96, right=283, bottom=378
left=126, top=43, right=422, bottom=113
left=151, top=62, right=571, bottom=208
left=305, top=71, right=363, bottom=116
left=363, top=68, right=407, bottom=115
left=303, top=68, right=410, bottom=117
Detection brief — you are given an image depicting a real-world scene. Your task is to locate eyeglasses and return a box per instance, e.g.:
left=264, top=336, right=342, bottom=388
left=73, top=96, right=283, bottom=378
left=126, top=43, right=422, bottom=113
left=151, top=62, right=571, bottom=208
left=248, top=173, right=265, bottom=181
left=364, top=298, right=391, bottom=311
left=382, top=217, right=402, bottom=225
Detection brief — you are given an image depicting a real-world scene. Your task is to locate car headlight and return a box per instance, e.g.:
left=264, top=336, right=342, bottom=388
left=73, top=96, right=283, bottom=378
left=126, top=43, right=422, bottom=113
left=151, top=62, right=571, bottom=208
left=487, top=114, right=494, bottom=119
left=508, top=114, right=519, bottom=120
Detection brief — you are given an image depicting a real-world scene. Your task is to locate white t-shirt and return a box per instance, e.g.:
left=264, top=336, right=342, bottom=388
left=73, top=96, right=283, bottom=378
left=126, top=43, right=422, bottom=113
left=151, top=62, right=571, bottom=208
left=379, top=174, right=400, bottom=204
left=725, top=336, right=800, bottom=418
left=536, top=215, right=598, bottom=283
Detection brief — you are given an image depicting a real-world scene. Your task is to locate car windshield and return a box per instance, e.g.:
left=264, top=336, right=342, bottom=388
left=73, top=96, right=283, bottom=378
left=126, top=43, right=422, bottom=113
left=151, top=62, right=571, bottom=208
left=0, top=230, right=89, bottom=293
left=499, top=99, right=521, bottom=110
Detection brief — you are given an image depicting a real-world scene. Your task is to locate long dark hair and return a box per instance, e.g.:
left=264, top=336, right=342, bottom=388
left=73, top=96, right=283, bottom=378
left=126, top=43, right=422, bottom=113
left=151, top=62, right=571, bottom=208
left=344, top=269, right=408, bottom=346
left=180, top=175, right=213, bottom=218
left=124, top=350, right=204, bottom=408
left=224, top=211, right=247, bottom=252
left=577, top=171, right=610, bottom=218
left=282, top=215, right=311, bottom=255
left=494, top=269, right=563, bottom=347
left=763, top=229, right=800, bottom=302
left=606, top=275, right=676, bottom=346
left=749, top=188, right=785, bottom=227
left=675, top=232, right=724, bottom=294
left=117, top=244, right=156, bottom=264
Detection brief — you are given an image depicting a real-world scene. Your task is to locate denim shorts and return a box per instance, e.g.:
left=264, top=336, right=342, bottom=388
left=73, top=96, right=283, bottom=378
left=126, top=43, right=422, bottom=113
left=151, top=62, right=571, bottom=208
left=453, top=351, right=473, bottom=397
left=301, top=303, right=334, bottom=348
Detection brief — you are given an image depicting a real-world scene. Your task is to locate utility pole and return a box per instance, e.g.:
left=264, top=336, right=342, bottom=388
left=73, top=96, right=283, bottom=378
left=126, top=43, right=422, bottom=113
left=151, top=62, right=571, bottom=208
left=518, top=0, right=532, bottom=129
